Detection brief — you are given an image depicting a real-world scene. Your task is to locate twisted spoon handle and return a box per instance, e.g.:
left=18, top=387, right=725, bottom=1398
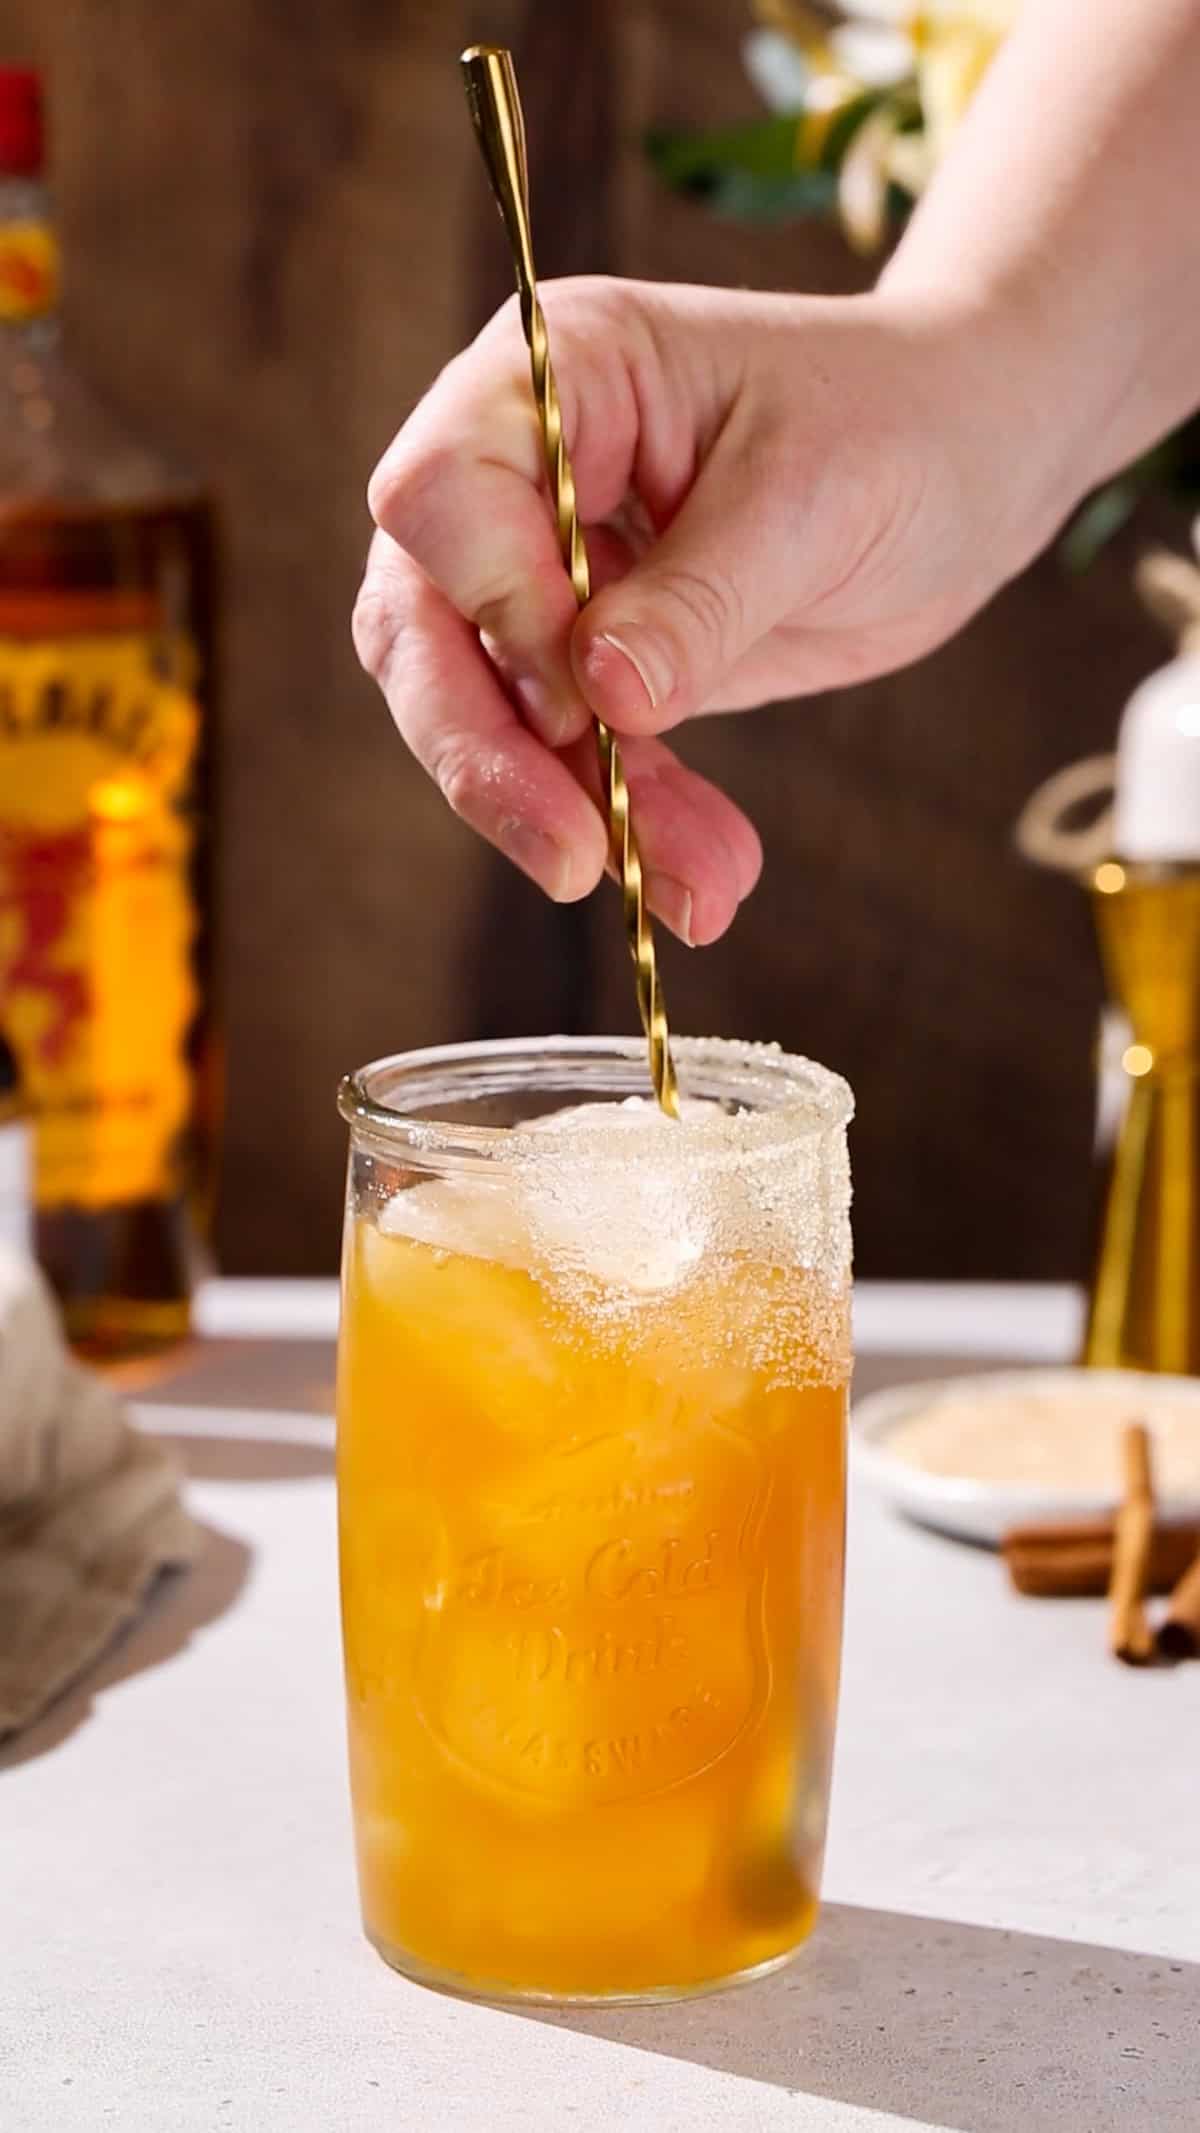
left=461, top=43, right=679, bottom=1119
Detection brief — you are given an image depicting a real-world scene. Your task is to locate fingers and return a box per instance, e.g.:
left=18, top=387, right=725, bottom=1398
left=367, top=289, right=641, bottom=752
left=358, top=279, right=766, bottom=939
left=353, top=533, right=607, bottom=900
left=369, top=422, right=590, bottom=751
left=564, top=730, right=762, bottom=948
left=570, top=404, right=794, bottom=737
left=354, top=534, right=761, bottom=943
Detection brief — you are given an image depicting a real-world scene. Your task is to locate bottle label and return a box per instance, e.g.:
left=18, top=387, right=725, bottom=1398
left=0, top=218, right=60, bottom=321
left=0, top=623, right=200, bottom=1209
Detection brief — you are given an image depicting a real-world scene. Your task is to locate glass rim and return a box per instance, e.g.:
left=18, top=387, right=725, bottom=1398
left=338, top=1034, right=852, bottom=1169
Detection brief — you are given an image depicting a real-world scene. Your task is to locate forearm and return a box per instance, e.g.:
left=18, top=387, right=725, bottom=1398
left=882, top=0, right=1200, bottom=498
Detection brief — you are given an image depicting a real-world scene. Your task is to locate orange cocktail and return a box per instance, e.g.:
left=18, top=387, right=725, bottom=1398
left=336, top=1038, right=853, bottom=2004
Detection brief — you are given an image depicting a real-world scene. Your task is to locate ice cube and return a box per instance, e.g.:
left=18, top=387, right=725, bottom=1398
left=378, top=1171, right=535, bottom=1270
left=377, top=1099, right=718, bottom=1297
left=515, top=1095, right=716, bottom=1295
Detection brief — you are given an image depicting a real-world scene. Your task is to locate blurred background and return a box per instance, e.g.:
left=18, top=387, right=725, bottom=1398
left=0, top=0, right=1181, bottom=1286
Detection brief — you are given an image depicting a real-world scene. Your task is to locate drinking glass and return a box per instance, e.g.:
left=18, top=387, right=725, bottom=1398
left=336, top=1035, right=853, bottom=2004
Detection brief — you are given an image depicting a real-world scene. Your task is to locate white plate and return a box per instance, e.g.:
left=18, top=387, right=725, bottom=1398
left=851, top=1366, right=1200, bottom=1546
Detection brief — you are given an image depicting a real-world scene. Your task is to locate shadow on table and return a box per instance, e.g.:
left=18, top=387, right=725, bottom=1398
left=112, top=1335, right=337, bottom=1419
left=166, top=1429, right=334, bottom=1483
left=538, top=1903, right=1198, bottom=2131
left=1, top=1425, right=340, bottom=1772
left=1, top=1426, right=334, bottom=1771
left=0, top=1516, right=251, bottom=1770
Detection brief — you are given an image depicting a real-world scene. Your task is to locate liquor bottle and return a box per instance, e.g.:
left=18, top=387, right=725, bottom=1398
left=1084, top=592, right=1200, bottom=1376
left=0, top=68, right=218, bottom=1355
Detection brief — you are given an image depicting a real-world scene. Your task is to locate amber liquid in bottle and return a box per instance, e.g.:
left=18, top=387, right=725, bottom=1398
left=0, top=74, right=219, bottom=1355
left=0, top=502, right=218, bottom=1353
left=1084, top=862, right=1200, bottom=1375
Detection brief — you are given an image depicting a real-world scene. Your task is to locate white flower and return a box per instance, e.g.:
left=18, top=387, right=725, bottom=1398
left=832, top=21, right=921, bottom=87
left=742, top=28, right=816, bottom=112
left=745, top=0, right=1019, bottom=245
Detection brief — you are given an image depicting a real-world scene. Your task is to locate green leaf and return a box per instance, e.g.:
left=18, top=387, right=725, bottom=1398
left=1059, top=481, right=1140, bottom=572
left=692, top=168, right=841, bottom=221
left=645, top=114, right=821, bottom=189
left=818, top=89, right=906, bottom=171
left=645, top=93, right=888, bottom=184
left=644, top=97, right=895, bottom=221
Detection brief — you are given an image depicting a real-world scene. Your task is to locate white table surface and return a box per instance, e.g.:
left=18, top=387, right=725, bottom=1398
left=190, top=1277, right=1088, bottom=1364
left=4, top=1283, right=1199, bottom=2133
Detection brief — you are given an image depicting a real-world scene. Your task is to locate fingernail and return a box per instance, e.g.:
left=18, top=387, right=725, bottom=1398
left=646, top=872, right=693, bottom=945
left=580, top=629, right=661, bottom=721
left=512, top=673, right=575, bottom=748
left=497, top=818, right=571, bottom=900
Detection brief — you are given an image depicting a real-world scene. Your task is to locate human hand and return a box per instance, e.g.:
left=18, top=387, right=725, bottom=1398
left=354, top=277, right=1070, bottom=942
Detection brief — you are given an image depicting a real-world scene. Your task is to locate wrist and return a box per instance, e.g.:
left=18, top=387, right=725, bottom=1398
left=866, top=273, right=1101, bottom=576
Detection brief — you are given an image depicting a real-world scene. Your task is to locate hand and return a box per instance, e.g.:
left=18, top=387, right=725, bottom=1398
left=354, top=277, right=1069, bottom=943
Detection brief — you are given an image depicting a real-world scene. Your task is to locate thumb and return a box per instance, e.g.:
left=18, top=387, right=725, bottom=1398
left=569, top=427, right=792, bottom=733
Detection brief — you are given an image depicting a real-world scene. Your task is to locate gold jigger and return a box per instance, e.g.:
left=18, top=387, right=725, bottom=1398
left=1085, top=860, right=1200, bottom=1373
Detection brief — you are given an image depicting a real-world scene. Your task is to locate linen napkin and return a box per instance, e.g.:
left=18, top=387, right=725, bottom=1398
left=0, top=1242, right=198, bottom=1737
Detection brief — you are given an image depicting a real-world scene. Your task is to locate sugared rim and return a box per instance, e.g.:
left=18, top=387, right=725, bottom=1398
left=338, top=1034, right=852, bottom=1168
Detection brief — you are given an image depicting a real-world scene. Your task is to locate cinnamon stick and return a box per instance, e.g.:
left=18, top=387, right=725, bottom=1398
left=1156, top=1544, right=1200, bottom=1660
left=1108, top=1423, right=1156, bottom=1665
left=1002, top=1519, right=1200, bottom=1599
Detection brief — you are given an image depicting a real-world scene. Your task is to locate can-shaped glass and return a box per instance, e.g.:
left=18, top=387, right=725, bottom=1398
left=336, top=1036, right=853, bottom=2004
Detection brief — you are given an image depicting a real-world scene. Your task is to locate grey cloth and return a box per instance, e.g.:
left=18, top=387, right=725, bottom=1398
left=0, top=1246, right=197, bottom=1736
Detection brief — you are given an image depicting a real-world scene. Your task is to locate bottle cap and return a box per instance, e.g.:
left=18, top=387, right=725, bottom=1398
left=1112, top=652, right=1200, bottom=862
left=0, top=67, right=43, bottom=179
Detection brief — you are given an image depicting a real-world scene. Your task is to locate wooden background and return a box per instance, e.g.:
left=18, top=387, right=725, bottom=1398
left=1, top=0, right=1172, bottom=1278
